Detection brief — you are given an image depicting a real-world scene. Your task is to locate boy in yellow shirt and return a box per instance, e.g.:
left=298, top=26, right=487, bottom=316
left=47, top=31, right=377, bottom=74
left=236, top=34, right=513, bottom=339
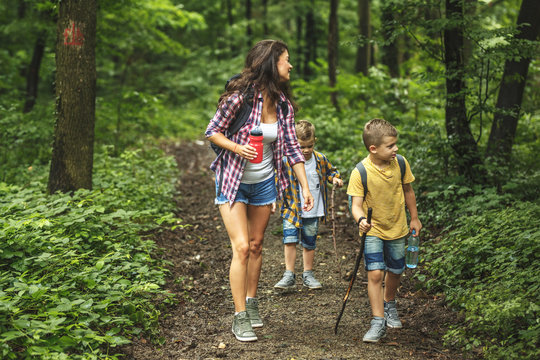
left=347, top=118, right=422, bottom=343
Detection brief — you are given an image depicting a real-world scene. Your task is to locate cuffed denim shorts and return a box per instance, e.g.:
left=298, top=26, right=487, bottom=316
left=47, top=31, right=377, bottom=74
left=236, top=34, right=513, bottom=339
left=282, top=217, right=319, bottom=250
left=215, top=175, right=277, bottom=206
left=364, top=235, right=406, bottom=274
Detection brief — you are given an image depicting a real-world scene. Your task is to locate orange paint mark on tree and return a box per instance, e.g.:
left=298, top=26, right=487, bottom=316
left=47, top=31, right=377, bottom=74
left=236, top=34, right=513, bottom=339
left=63, top=21, right=84, bottom=46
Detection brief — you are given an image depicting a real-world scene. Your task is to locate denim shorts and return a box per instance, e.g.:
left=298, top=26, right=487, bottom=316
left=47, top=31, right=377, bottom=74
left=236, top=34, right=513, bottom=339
left=282, top=217, right=319, bottom=250
left=364, top=235, right=406, bottom=274
left=215, top=175, right=277, bottom=206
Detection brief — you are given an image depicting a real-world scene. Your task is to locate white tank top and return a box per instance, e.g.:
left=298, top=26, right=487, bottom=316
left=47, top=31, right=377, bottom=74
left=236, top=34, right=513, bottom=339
left=241, top=122, right=278, bottom=184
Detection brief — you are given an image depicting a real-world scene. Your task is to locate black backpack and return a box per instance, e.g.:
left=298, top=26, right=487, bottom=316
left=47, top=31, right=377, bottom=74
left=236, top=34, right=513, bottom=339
left=347, top=154, right=407, bottom=214
left=210, top=74, right=289, bottom=156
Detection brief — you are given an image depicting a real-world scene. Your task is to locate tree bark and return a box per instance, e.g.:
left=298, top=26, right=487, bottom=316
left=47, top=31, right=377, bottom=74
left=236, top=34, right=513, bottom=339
left=355, top=0, right=370, bottom=75
left=296, top=15, right=303, bottom=76
left=381, top=3, right=400, bottom=77
left=486, top=0, right=540, bottom=161
left=303, top=0, right=316, bottom=79
left=48, top=0, right=97, bottom=193
left=328, top=0, right=339, bottom=110
left=444, top=0, right=484, bottom=182
left=23, top=32, right=47, bottom=113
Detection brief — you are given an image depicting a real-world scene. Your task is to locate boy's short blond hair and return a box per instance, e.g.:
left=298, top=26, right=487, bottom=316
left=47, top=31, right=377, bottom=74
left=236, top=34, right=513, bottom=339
left=362, top=118, right=398, bottom=150
left=295, top=120, right=316, bottom=141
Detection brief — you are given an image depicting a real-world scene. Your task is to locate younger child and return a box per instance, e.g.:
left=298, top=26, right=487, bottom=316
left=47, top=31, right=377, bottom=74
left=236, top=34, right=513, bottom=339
left=275, top=120, right=343, bottom=290
left=347, top=118, right=422, bottom=343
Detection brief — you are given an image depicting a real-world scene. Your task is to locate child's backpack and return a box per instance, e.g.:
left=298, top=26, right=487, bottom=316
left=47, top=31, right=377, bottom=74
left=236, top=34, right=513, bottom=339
left=347, top=154, right=406, bottom=214
left=210, top=74, right=289, bottom=156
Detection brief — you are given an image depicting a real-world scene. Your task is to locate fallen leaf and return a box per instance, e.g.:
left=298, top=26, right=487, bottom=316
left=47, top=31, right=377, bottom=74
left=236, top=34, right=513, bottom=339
left=218, top=342, right=226, bottom=349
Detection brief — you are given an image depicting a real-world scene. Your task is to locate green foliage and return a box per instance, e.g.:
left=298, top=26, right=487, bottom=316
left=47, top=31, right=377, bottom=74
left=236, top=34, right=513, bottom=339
left=423, top=202, right=540, bottom=359
left=0, top=147, right=180, bottom=359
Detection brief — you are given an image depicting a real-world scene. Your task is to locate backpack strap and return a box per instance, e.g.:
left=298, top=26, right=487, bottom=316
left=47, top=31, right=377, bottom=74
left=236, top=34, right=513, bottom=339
left=348, top=161, right=367, bottom=214
left=396, top=154, right=406, bottom=183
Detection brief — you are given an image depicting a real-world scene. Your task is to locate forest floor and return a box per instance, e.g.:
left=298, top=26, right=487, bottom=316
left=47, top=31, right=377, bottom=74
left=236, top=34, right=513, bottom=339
left=121, top=141, right=468, bottom=360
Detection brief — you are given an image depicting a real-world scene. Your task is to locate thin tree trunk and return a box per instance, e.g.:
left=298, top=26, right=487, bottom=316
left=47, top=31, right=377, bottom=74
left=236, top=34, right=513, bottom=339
left=355, top=0, right=370, bottom=75
left=381, top=3, right=400, bottom=77
left=296, top=15, right=303, bottom=76
left=23, top=32, right=47, bottom=113
left=486, top=0, right=540, bottom=161
left=444, top=0, right=484, bottom=183
left=328, top=0, right=339, bottom=110
left=48, top=0, right=97, bottom=193
left=303, top=0, right=316, bottom=79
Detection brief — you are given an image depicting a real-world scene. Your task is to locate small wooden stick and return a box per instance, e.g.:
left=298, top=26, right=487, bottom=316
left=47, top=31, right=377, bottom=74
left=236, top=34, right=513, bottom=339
left=331, top=186, right=342, bottom=277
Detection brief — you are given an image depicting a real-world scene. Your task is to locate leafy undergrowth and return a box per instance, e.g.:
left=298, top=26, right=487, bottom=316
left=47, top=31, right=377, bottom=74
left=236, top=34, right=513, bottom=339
left=0, top=147, right=181, bottom=359
left=424, top=202, right=540, bottom=360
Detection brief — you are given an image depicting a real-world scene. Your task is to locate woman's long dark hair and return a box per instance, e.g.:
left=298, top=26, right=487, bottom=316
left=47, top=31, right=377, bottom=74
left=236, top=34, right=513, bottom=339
left=219, top=39, right=298, bottom=112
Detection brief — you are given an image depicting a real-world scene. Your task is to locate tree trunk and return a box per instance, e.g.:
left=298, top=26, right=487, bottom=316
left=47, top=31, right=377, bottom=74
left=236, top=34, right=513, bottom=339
left=296, top=15, right=303, bottom=76
left=486, top=0, right=540, bottom=161
left=328, top=0, right=339, bottom=110
left=303, top=1, right=316, bottom=79
left=23, top=32, right=47, bottom=113
left=444, top=0, right=484, bottom=183
left=48, top=0, right=97, bottom=194
left=355, top=0, right=370, bottom=75
left=381, top=3, right=400, bottom=77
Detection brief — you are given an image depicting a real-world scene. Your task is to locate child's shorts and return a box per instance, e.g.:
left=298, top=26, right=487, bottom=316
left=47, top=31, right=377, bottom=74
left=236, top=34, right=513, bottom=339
left=364, top=235, right=406, bottom=274
left=282, top=217, right=319, bottom=250
left=215, top=176, right=276, bottom=206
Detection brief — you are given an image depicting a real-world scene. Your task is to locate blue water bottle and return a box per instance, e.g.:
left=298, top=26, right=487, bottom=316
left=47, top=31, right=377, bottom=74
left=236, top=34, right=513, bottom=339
left=405, top=230, right=419, bottom=269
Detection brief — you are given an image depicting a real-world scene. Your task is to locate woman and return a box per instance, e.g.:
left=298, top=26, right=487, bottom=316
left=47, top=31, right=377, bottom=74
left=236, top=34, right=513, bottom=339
left=205, top=39, right=313, bottom=342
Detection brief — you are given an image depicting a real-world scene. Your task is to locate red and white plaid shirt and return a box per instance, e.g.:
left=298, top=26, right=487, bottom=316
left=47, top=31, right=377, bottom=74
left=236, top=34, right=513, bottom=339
left=205, top=89, right=305, bottom=205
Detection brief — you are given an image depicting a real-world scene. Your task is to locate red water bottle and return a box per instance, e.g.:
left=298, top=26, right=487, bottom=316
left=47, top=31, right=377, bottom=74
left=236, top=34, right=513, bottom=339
left=249, top=126, right=263, bottom=163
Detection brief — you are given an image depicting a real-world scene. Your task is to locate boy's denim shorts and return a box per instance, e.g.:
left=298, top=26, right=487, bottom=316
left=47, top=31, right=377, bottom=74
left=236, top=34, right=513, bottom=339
left=215, top=175, right=276, bottom=206
left=364, top=235, right=406, bottom=274
left=282, top=217, right=319, bottom=250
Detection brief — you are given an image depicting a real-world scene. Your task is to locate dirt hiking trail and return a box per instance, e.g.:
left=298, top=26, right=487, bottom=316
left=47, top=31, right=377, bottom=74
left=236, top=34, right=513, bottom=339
left=122, top=141, right=467, bottom=360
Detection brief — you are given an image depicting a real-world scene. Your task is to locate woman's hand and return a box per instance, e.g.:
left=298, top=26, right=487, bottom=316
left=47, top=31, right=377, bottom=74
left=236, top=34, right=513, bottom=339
left=302, top=188, right=314, bottom=212
left=234, top=144, right=257, bottom=161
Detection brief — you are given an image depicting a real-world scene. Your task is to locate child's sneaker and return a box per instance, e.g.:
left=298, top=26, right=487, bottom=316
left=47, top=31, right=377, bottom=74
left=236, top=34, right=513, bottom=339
left=232, top=311, right=257, bottom=342
left=362, top=317, right=387, bottom=343
left=274, top=270, right=296, bottom=289
left=384, top=300, right=403, bottom=328
left=245, top=298, right=263, bottom=328
left=302, top=270, right=322, bottom=289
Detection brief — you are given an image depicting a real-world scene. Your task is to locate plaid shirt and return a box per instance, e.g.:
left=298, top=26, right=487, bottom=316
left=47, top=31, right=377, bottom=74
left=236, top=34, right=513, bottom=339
left=205, top=89, right=304, bottom=205
left=281, top=150, right=341, bottom=228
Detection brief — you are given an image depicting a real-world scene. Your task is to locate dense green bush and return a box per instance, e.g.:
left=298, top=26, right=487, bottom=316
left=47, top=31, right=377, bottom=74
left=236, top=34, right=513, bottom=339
left=423, top=202, right=540, bottom=359
left=0, top=147, right=180, bottom=359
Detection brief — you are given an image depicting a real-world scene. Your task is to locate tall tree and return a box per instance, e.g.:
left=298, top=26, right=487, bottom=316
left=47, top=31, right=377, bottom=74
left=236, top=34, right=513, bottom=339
left=23, top=32, right=47, bottom=113
left=443, top=0, right=484, bottom=182
left=328, top=0, right=339, bottom=110
left=48, top=0, right=97, bottom=193
left=355, top=0, right=371, bottom=75
left=380, top=2, right=400, bottom=77
left=303, top=0, right=317, bottom=79
left=486, top=0, right=540, bottom=162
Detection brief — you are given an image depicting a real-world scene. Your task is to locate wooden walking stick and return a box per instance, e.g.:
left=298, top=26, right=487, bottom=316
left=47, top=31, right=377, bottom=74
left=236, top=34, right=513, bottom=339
left=334, top=207, right=372, bottom=335
left=330, top=186, right=342, bottom=277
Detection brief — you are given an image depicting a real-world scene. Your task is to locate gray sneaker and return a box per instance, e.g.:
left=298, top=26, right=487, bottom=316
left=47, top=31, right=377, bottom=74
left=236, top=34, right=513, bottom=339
left=384, top=300, right=403, bottom=328
left=302, top=270, right=322, bottom=289
left=274, top=270, right=296, bottom=289
left=232, top=311, right=257, bottom=342
left=363, top=317, right=387, bottom=343
left=246, top=298, right=263, bottom=328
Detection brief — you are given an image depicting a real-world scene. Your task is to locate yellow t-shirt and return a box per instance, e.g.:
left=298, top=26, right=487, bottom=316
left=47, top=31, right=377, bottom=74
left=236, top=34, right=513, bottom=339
left=346, top=156, right=415, bottom=240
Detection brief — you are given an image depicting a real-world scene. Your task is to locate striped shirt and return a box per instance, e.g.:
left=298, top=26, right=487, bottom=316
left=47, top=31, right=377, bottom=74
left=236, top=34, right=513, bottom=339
left=281, top=150, right=341, bottom=228
left=205, top=89, right=305, bottom=205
